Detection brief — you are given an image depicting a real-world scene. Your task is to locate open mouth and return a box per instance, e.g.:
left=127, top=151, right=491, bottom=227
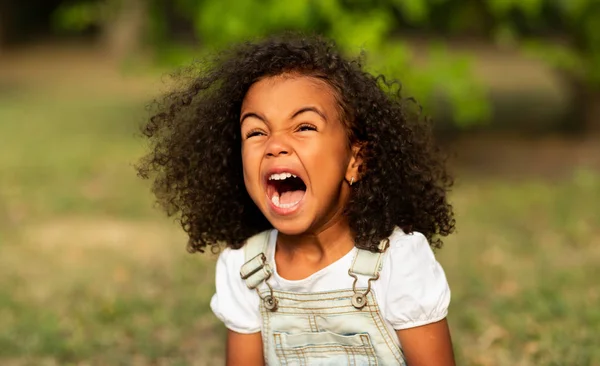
left=266, top=172, right=307, bottom=209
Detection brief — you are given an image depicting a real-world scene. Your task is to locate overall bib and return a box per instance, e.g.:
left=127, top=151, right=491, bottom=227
left=239, top=231, right=407, bottom=365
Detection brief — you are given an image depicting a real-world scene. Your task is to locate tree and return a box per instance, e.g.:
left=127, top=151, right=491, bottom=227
left=169, top=0, right=492, bottom=127
left=102, top=0, right=148, bottom=61
left=0, top=0, right=12, bottom=53
left=53, top=0, right=148, bottom=61
left=140, top=0, right=600, bottom=131
left=508, top=0, right=600, bottom=132
left=41, top=0, right=600, bottom=130
left=387, top=0, right=600, bottom=131
left=52, top=0, right=491, bottom=127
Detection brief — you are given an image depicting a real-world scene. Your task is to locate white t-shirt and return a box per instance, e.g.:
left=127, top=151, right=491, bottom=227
left=210, top=228, right=450, bottom=334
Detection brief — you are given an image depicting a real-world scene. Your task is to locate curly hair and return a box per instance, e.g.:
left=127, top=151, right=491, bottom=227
left=137, top=33, right=455, bottom=253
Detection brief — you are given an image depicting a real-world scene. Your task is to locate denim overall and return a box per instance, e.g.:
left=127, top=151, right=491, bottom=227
left=239, top=231, right=406, bottom=365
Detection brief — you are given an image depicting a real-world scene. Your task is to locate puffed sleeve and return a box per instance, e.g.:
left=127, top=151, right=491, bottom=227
left=210, top=247, right=262, bottom=334
left=384, top=232, right=451, bottom=330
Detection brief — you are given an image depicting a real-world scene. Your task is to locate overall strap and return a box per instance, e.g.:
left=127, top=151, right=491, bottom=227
left=239, top=230, right=272, bottom=290
left=349, top=238, right=390, bottom=278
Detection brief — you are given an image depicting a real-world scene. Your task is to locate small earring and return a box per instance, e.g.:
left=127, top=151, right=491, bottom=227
left=350, top=177, right=354, bottom=186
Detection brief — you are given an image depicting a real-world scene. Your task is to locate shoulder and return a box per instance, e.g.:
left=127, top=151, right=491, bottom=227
left=384, top=227, right=443, bottom=280
left=210, top=232, right=274, bottom=334
left=217, top=245, right=246, bottom=269
left=386, top=228, right=435, bottom=261
left=378, top=227, right=451, bottom=330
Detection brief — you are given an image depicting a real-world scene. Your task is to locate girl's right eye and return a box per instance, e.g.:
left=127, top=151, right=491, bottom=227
left=245, top=129, right=265, bottom=139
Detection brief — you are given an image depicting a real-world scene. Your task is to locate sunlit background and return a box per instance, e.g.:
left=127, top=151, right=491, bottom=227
left=0, top=1, right=599, bottom=365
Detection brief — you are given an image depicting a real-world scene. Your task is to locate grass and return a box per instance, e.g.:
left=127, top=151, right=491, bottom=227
left=444, top=173, right=600, bottom=365
left=0, top=81, right=598, bottom=365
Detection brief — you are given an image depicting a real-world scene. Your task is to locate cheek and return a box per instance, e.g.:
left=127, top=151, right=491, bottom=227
left=317, top=135, right=352, bottom=169
left=301, top=138, right=351, bottom=183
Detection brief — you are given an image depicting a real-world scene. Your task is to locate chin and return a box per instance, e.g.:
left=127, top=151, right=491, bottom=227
left=265, top=215, right=313, bottom=236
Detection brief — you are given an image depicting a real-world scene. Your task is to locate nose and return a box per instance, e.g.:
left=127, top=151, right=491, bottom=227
left=265, top=133, right=290, bottom=157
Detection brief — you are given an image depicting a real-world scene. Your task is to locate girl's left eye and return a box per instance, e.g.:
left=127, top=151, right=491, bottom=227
left=296, top=124, right=317, bottom=132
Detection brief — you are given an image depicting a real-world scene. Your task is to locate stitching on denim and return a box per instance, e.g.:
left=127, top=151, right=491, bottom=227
left=371, top=299, right=401, bottom=362
left=299, top=346, right=307, bottom=366
left=276, top=344, right=373, bottom=353
left=348, top=346, right=356, bottom=366
left=359, top=334, right=378, bottom=366
left=262, top=302, right=276, bottom=364
left=258, top=285, right=404, bottom=364
left=272, top=290, right=360, bottom=299
left=260, top=288, right=362, bottom=299
left=309, top=315, right=316, bottom=332
left=274, top=347, right=379, bottom=364
left=273, top=309, right=365, bottom=316
left=313, top=315, right=320, bottom=332
left=346, top=345, right=353, bottom=366
left=367, top=292, right=404, bottom=363
left=274, top=304, right=356, bottom=310
left=274, top=333, right=287, bottom=366
left=274, top=305, right=358, bottom=312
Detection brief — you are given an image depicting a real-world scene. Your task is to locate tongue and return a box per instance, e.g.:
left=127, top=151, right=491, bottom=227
left=279, top=190, right=305, bottom=205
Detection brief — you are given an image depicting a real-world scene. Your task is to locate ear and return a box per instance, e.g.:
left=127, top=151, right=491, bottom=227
left=345, top=142, right=364, bottom=185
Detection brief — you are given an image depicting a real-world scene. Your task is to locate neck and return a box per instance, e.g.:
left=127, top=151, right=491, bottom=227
left=276, top=216, right=354, bottom=263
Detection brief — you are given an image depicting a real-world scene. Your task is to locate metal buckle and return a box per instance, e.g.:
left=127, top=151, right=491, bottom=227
left=256, top=272, right=278, bottom=312
left=241, top=252, right=279, bottom=312
left=348, top=269, right=380, bottom=310
left=240, top=253, right=267, bottom=280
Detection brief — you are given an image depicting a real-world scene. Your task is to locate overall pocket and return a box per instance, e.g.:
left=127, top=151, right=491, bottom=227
left=273, top=330, right=378, bottom=366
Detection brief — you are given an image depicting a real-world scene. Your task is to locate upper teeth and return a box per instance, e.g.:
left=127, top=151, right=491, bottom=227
left=269, top=172, right=297, bottom=180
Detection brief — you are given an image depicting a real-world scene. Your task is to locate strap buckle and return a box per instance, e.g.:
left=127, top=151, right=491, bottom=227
left=240, top=253, right=267, bottom=280
left=348, top=269, right=380, bottom=309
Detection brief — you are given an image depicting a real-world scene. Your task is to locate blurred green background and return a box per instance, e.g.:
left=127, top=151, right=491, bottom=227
left=0, top=1, right=599, bottom=365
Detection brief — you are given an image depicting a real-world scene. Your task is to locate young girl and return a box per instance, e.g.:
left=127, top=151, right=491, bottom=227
left=138, top=34, right=456, bottom=365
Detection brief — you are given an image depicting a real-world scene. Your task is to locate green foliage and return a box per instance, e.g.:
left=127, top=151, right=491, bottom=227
left=522, top=41, right=585, bottom=77
left=51, top=1, right=106, bottom=32
left=484, top=0, right=600, bottom=86
left=49, top=0, right=600, bottom=125
left=51, top=0, right=491, bottom=127
left=48, top=0, right=600, bottom=125
left=175, top=0, right=491, bottom=126
left=390, top=0, right=451, bottom=25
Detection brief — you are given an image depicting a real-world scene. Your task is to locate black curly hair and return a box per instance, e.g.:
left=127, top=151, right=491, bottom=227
left=137, top=33, right=455, bottom=253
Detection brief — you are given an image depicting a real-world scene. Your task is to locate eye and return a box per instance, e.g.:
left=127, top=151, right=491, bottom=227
left=296, top=123, right=317, bottom=132
left=245, top=129, right=266, bottom=139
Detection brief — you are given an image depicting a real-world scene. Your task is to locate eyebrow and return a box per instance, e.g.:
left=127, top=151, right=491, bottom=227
left=240, top=106, right=327, bottom=125
left=291, top=106, right=327, bottom=121
left=240, top=112, right=265, bottom=124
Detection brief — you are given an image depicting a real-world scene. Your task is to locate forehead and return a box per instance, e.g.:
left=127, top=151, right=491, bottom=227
left=241, top=74, right=339, bottom=115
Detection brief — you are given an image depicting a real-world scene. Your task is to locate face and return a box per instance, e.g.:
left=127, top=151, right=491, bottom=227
left=240, top=74, right=360, bottom=235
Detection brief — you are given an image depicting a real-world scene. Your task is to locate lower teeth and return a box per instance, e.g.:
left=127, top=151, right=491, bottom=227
left=271, top=195, right=300, bottom=208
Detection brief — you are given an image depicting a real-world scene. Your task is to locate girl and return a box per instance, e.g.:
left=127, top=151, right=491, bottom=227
left=138, top=34, right=456, bottom=365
